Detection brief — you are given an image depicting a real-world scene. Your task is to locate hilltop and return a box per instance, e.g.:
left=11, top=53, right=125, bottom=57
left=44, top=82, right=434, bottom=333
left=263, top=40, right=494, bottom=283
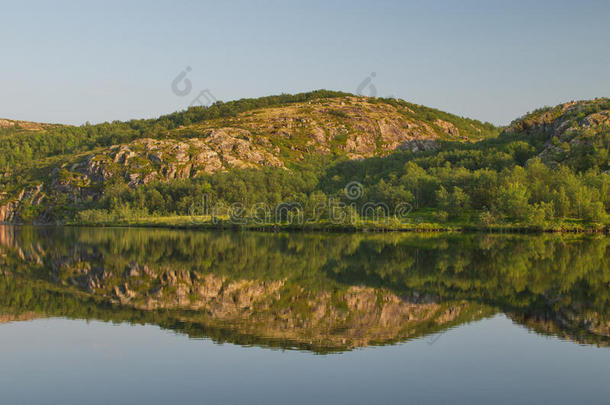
left=0, top=91, right=496, bottom=176
left=0, top=118, right=61, bottom=132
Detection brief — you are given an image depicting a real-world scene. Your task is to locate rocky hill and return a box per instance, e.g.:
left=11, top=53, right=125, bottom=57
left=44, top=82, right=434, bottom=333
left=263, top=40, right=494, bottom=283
left=0, top=92, right=608, bottom=227
left=502, top=98, right=610, bottom=171
left=0, top=92, right=499, bottom=223
left=65, top=97, right=494, bottom=187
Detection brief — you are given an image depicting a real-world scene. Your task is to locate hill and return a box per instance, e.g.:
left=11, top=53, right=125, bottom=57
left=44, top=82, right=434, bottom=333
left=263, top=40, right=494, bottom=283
left=502, top=98, right=610, bottom=171
left=0, top=92, right=607, bottom=230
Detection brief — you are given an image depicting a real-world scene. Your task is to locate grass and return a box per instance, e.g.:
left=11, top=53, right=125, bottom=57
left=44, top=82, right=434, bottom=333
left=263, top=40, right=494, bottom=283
left=68, top=213, right=609, bottom=234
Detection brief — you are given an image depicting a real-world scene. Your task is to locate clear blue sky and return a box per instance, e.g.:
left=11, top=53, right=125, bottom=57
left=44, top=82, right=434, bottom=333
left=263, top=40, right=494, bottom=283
left=2, top=0, right=609, bottom=126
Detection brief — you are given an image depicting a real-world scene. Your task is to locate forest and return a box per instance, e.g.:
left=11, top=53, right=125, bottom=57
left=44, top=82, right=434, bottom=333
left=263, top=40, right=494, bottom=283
left=75, top=131, right=609, bottom=230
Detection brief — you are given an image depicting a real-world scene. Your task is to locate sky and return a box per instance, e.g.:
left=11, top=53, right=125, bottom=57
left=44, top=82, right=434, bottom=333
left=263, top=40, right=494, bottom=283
left=1, top=0, right=609, bottom=126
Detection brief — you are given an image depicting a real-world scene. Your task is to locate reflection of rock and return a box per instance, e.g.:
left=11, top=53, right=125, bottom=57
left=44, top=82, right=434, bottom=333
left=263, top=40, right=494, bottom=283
left=48, top=256, right=486, bottom=349
left=0, top=227, right=492, bottom=351
left=509, top=312, right=610, bottom=347
left=0, top=312, right=43, bottom=324
left=1, top=226, right=608, bottom=352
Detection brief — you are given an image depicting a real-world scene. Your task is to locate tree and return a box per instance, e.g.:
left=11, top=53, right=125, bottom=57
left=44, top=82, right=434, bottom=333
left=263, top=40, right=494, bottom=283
left=436, top=186, right=470, bottom=219
left=495, top=182, right=530, bottom=221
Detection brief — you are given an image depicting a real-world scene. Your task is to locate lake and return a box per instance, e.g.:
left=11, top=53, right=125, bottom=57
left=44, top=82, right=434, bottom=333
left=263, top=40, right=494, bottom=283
left=0, top=226, right=608, bottom=404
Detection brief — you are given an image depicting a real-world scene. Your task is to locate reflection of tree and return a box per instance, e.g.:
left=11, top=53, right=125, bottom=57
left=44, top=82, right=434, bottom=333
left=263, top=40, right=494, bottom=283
left=326, top=233, right=610, bottom=346
left=0, top=226, right=608, bottom=351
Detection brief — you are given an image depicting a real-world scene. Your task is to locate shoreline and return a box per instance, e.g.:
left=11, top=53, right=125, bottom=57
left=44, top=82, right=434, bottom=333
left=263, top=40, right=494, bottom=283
left=3, top=219, right=606, bottom=235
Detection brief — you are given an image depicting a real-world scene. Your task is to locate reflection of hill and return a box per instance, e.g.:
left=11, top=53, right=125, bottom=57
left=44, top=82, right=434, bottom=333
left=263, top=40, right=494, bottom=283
left=318, top=233, right=610, bottom=342
left=0, top=312, right=42, bottom=324
left=0, top=271, right=490, bottom=353
left=508, top=312, right=610, bottom=348
left=0, top=226, right=608, bottom=352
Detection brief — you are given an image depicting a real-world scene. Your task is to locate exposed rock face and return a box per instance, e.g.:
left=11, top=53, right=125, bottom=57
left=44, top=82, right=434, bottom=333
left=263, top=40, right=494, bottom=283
left=434, top=119, right=463, bottom=138
left=0, top=185, right=45, bottom=223
left=208, top=97, right=467, bottom=159
left=0, top=201, right=19, bottom=223
left=582, top=111, right=610, bottom=128
left=73, top=134, right=284, bottom=188
left=397, top=139, right=439, bottom=153
left=503, top=98, right=610, bottom=167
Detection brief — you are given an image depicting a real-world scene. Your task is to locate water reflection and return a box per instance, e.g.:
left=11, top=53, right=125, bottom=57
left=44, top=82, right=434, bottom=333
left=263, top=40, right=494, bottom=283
left=0, top=226, right=608, bottom=352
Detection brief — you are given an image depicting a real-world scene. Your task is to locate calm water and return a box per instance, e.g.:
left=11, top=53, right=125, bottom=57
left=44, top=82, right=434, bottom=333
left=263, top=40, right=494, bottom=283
left=0, top=226, right=608, bottom=404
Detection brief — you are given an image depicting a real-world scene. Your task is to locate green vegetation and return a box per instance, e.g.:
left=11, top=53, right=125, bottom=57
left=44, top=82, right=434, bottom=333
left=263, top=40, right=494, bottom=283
left=72, top=147, right=609, bottom=231
left=371, top=96, right=499, bottom=141
left=1, top=227, right=608, bottom=350
left=0, top=93, right=608, bottom=231
left=0, top=90, right=351, bottom=169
